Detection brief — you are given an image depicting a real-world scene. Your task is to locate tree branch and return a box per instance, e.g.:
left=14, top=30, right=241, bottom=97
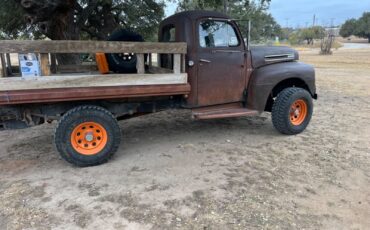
left=77, top=0, right=100, bottom=27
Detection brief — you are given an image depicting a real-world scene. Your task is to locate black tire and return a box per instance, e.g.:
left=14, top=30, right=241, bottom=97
left=106, top=29, right=144, bottom=73
left=272, top=87, right=313, bottom=135
left=54, top=105, right=121, bottom=167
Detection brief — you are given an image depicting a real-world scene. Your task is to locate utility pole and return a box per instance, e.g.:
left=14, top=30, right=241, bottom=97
left=285, top=18, right=289, bottom=28
left=223, top=0, right=228, bottom=14
left=330, top=18, right=335, bottom=36
left=313, top=14, right=316, bottom=26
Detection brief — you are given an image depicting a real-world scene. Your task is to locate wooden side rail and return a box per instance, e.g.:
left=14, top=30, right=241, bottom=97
left=0, top=40, right=187, bottom=77
left=0, top=40, right=187, bottom=54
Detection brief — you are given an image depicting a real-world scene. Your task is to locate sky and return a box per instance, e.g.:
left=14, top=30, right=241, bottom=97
left=269, top=0, right=370, bottom=28
left=165, top=0, right=370, bottom=28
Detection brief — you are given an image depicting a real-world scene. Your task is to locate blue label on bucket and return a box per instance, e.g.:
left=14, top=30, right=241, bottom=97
left=21, top=67, right=31, bottom=72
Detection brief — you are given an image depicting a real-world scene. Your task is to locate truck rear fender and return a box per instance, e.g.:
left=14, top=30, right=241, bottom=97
left=246, top=62, right=316, bottom=112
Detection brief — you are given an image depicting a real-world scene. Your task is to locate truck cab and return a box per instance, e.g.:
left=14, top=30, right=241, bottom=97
left=160, top=11, right=248, bottom=107
left=159, top=10, right=316, bottom=119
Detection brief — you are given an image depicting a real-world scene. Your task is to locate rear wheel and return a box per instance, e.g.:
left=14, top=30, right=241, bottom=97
left=55, top=106, right=121, bottom=167
left=272, top=87, right=313, bottom=135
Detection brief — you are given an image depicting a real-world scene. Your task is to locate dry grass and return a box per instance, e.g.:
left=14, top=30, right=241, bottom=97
left=300, top=48, right=370, bottom=69
left=300, top=48, right=370, bottom=97
left=0, top=47, right=369, bottom=229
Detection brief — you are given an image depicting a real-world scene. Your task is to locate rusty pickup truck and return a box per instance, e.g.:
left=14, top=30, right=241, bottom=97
left=0, top=10, right=317, bottom=166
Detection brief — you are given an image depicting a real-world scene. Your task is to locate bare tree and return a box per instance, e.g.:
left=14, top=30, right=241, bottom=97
left=320, top=33, right=335, bottom=55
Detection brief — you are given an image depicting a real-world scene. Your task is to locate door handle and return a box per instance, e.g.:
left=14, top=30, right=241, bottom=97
left=199, top=59, right=211, bottom=63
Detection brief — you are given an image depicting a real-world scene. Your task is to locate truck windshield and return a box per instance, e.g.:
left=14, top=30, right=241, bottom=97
left=199, top=20, right=239, bottom=48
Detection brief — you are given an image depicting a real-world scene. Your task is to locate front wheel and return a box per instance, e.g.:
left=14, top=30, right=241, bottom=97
left=272, top=87, right=313, bottom=135
left=54, top=105, right=121, bottom=167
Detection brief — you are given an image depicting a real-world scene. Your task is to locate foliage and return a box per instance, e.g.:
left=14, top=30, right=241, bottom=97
left=0, top=0, right=42, bottom=39
left=284, top=26, right=325, bottom=46
left=288, top=32, right=300, bottom=45
left=356, top=12, right=370, bottom=42
left=0, top=0, right=280, bottom=43
left=340, top=12, right=370, bottom=42
left=177, top=0, right=281, bottom=42
left=280, top=28, right=294, bottom=41
left=0, top=0, right=166, bottom=41
left=299, top=26, right=325, bottom=45
left=178, top=0, right=225, bottom=11
left=339, top=19, right=357, bottom=38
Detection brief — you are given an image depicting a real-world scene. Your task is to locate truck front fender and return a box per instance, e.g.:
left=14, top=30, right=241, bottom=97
left=247, top=62, right=316, bottom=112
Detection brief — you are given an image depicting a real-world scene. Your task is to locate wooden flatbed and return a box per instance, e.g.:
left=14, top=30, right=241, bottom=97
left=0, top=75, right=190, bottom=105
left=0, top=40, right=189, bottom=105
left=0, top=83, right=191, bottom=105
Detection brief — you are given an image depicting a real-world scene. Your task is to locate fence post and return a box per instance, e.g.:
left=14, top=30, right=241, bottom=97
left=173, top=54, right=181, bottom=74
left=50, top=54, right=57, bottom=74
left=40, top=53, right=51, bottom=76
left=0, top=54, right=7, bottom=77
left=5, top=53, right=12, bottom=75
left=136, top=54, right=145, bottom=74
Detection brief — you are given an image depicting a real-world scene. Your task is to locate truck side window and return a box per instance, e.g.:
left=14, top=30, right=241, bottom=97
left=161, top=25, right=176, bottom=69
left=199, top=20, right=239, bottom=48
left=163, top=26, right=176, bottom=42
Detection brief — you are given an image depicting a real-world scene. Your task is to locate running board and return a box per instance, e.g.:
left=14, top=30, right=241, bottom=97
left=192, top=105, right=259, bottom=120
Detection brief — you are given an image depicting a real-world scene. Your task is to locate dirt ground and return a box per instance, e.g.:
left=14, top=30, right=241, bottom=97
left=0, top=47, right=369, bottom=230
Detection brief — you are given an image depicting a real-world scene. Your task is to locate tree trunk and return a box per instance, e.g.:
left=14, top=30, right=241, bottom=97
left=18, top=0, right=81, bottom=65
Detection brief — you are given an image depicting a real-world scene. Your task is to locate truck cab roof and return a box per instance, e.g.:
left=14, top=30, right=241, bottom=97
left=162, top=10, right=230, bottom=23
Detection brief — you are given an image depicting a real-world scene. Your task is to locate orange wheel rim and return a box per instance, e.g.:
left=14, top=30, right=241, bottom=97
left=71, top=122, right=108, bottom=155
left=290, top=99, right=308, bottom=126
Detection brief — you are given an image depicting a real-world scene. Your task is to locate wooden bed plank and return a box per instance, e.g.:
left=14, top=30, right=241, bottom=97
left=0, top=73, right=188, bottom=91
left=0, top=84, right=191, bottom=105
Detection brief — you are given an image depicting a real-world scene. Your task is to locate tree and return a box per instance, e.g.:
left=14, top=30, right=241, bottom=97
left=339, top=19, right=357, bottom=38
left=230, top=2, right=281, bottom=42
left=340, top=12, right=370, bottom=43
left=0, top=0, right=41, bottom=39
left=178, top=0, right=225, bottom=11
left=0, top=0, right=166, bottom=64
left=299, top=26, right=325, bottom=45
left=177, top=0, right=280, bottom=42
left=356, top=12, right=370, bottom=43
left=1, top=0, right=165, bottom=41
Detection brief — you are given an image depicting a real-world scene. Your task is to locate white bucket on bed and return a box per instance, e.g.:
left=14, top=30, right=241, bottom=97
left=19, top=53, right=41, bottom=79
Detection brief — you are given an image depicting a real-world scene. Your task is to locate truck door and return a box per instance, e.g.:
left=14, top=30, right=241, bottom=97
left=196, top=19, right=246, bottom=106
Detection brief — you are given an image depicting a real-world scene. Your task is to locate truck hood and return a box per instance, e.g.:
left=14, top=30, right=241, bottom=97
left=250, top=46, right=299, bottom=69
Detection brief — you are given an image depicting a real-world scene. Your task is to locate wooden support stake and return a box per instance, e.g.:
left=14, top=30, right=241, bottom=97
left=0, top=54, right=7, bottom=78
left=50, top=54, right=57, bottom=74
left=136, top=53, right=145, bottom=74
left=157, top=53, right=161, bottom=67
left=181, top=54, right=186, bottom=73
left=6, top=53, right=12, bottom=75
left=148, top=53, right=152, bottom=67
left=40, top=53, right=51, bottom=76
left=173, top=54, right=181, bottom=74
